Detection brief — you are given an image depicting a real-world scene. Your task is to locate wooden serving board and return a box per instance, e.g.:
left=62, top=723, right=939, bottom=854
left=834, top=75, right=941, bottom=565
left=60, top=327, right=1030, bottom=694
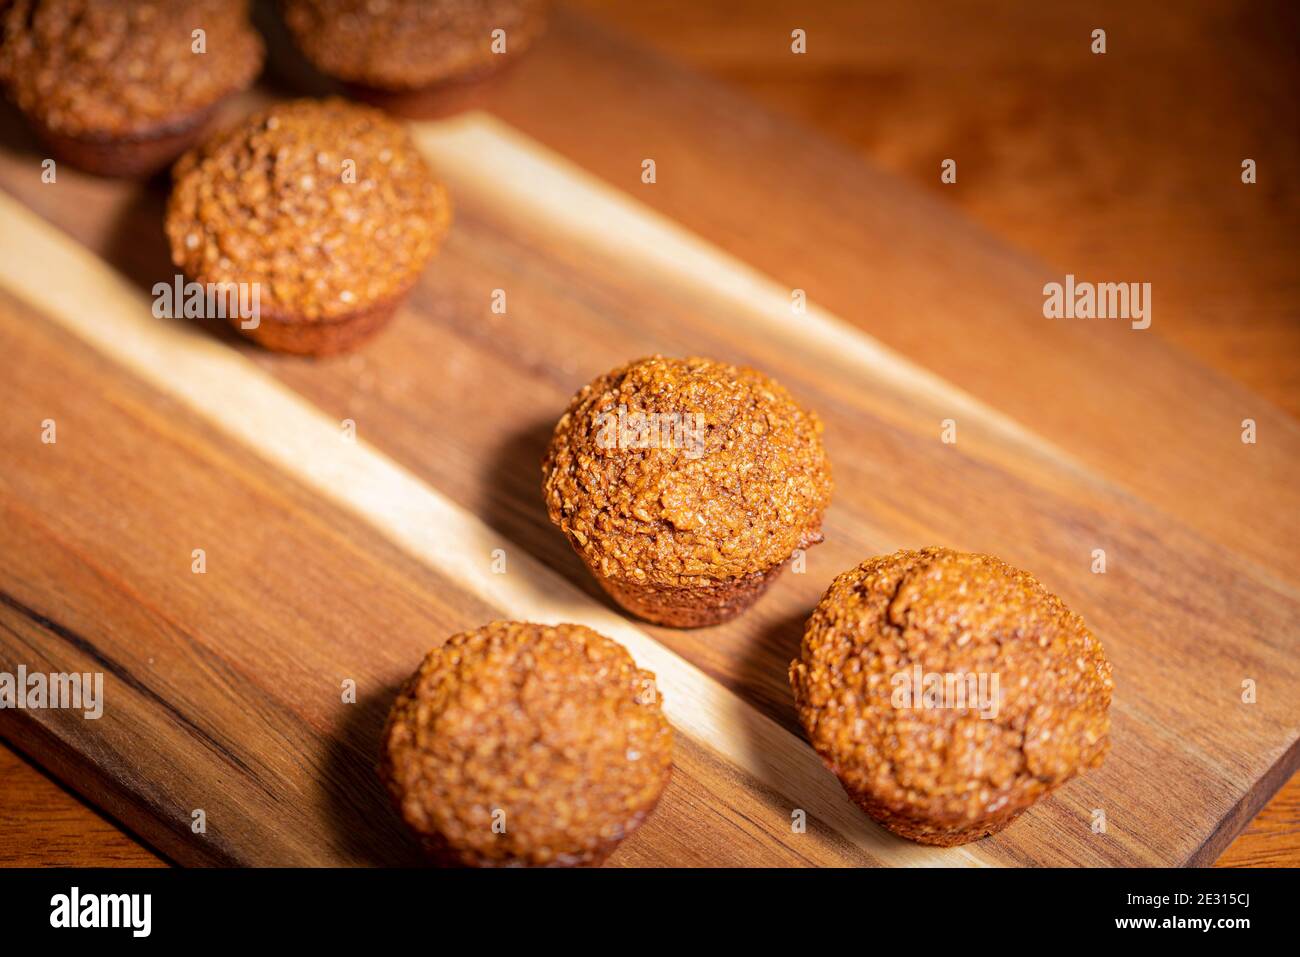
left=1, top=10, right=1297, bottom=867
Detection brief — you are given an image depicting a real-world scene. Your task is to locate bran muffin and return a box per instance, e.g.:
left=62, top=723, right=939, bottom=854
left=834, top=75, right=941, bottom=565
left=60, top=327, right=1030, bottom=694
left=543, top=356, right=833, bottom=628
left=380, top=621, right=673, bottom=867
left=282, top=0, right=548, bottom=113
left=165, top=97, right=451, bottom=354
left=0, top=0, right=264, bottom=177
left=790, top=547, right=1112, bottom=846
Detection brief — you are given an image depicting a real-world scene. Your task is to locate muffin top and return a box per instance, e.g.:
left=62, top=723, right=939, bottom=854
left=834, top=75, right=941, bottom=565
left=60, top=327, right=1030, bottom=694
left=283, top=0, right=549, bottom=91
left=543, top=356, right=833, bottom=588
left=791, top=547, right=1112, bottom=835
left=0, top=0, right=263, bottom=137
left=166, top=97, right=450, bottom=321
left=380, top=621, right=673, bottom=867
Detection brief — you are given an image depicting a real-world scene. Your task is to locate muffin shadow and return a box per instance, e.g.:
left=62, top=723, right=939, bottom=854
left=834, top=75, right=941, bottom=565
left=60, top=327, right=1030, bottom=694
left=737, top=606, right=812, bottom=740
left=102, top=174, right=171, bottom=291
left=320, top=679, right=429, bottom=866
left=480, top=415, right=631, bottom=617
left=250, top=0, right=340, bottom=99
left=0, top=96, right=44, bottom=164
left=101, top=181, right=249, bottom=348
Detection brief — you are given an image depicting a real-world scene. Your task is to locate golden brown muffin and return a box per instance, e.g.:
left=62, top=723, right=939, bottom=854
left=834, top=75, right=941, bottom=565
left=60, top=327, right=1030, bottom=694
left=791, top=547, right=1113, bottom=846
left=282, top=0, right=548, bottom=108
left=543, top=356, right=833, bottom=628
left=379, top=621, right=673, bottom=867
left=0, top=0, right=264, bottom=176
left=165, top=97, right=451, bottom=355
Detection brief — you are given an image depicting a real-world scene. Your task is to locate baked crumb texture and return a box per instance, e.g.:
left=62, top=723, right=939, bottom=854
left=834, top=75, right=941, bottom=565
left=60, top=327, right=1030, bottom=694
left=791, top=547, right=1113, bottom=845
left=543, top=356, right=834, bottom=628
left=380, top=621, right=673, bottom=867
left=283, top=0, right=550, bottom=92
left=0, top=0, right=263, bottom=174
left=165, top=97, right=451, bottom=354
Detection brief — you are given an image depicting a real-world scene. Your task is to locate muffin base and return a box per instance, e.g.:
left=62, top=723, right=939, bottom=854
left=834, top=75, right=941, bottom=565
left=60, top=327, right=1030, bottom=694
left=31, top=111, right=212, bottom=178
left=840, top=777, right=1029, bottom=846
left=339, top=56, right=523, bottom=120
left=318, top=5, right=548, bottom=119
left=225, top=293, right=408, bottom=356
left=595, top=559, right=789, bottom=629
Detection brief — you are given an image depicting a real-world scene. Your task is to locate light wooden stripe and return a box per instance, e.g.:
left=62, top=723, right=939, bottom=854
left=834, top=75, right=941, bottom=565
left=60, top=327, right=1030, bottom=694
left=413, top=113, right=1091, bottom=481
left=0, top=187, right=987, bottom=866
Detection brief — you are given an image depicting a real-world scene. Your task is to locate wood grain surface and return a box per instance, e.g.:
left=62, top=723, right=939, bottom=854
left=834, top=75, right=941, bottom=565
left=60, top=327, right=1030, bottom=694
left=571, top=0, right=1300, bottom=419
left=1, top=3, right=1296, bottom=866
left=562, top=0, right=1300, bottom=866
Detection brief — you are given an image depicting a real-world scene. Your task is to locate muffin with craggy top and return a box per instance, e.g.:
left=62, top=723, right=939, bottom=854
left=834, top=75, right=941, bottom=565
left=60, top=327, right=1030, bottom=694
left=0, top=0, right=264, bottom=176
left=790, top=547, right=1113, bottom=845
left=543, top=356, right=833, bottom=628
left=283, top=0, right=549, bottom=113
left=165, top=97, right=451, bottom=354
left=380, top=621, right=673, bottom=867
